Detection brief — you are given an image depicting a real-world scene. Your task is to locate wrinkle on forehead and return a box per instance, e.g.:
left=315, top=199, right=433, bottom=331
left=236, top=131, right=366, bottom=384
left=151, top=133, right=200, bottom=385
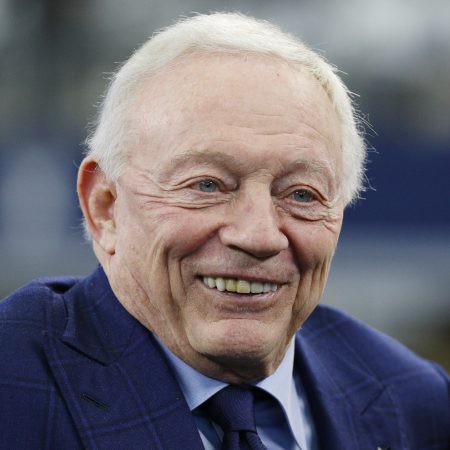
left=132, top=52, right=340, bottom=139
left=126, top=52, right=343, bottom=198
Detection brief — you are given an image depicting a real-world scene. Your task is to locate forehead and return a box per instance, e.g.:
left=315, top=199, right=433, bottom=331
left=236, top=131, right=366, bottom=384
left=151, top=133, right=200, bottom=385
left=128, top=52, right=341, bottom=175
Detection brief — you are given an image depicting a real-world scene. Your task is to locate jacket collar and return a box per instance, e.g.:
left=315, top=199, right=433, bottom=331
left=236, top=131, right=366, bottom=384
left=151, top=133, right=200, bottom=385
left=60, top=265, right=138, bottom=365
left=44, top=266, right=205, bottom=450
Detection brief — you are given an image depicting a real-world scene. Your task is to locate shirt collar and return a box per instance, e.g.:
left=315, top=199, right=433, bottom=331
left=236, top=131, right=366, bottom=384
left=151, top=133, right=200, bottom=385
left=155, top=336, right=226, bottom=410
left=255, top=340, right=307, bottom=449
left=254, top=338, right=295, bottom=405
left=155, top=337, right=305, bottom=448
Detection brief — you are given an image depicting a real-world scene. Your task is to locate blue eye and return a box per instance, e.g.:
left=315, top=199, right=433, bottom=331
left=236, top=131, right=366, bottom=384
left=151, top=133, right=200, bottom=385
left=197, top=179, right=218, bottom=193
left=292, top=189, right=314, bottom=203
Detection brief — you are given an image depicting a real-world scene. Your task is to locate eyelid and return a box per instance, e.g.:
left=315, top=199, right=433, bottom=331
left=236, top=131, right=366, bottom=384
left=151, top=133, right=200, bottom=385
left=292, top=189, right=315, bottom=202
left=187, top=176, right=225, bottom=192
left=279, top=185, right=321, bottom=201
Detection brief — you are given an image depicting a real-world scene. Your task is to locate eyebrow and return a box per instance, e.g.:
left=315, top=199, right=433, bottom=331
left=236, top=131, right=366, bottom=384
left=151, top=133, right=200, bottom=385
left=158, top=148, right=334, bottom=179
left=157, top=149, right=243, bottom=179
left=284, top=157, right=333, bottom=176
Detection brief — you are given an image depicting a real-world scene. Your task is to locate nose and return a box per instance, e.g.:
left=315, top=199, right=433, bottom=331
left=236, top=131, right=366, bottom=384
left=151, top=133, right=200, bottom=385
left=218, top=186, right=289, bottom=258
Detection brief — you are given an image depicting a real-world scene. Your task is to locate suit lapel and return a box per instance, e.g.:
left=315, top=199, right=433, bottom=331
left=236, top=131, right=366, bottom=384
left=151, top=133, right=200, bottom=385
left=43, top=267, right=204, bottom=450
left=295, top=306, right=405, bottom=450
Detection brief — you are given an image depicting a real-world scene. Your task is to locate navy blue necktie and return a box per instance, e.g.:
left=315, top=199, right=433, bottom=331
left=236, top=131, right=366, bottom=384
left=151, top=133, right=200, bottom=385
left=203, top=385, right=267, bottom=450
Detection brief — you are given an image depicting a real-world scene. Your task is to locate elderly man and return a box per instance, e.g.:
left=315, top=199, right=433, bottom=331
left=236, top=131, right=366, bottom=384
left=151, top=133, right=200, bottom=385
left=0, top=12, right=448, bottom=450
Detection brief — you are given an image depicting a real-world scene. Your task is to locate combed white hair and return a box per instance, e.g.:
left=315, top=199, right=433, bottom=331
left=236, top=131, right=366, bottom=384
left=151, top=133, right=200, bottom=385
left=86, top=12, right=366, bottom=205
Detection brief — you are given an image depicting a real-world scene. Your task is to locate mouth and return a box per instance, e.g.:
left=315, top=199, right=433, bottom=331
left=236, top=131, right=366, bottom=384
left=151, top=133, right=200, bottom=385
left=201, top=276, right=279, bottom=294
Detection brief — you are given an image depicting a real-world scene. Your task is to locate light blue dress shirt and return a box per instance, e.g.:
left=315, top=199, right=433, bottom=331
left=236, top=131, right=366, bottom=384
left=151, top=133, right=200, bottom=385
left=156, top=337, right=318, bottom=450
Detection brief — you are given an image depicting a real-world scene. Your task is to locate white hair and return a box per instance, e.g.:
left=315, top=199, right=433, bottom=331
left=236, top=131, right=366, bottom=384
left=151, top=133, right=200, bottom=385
left=86, top=12, right=366, bottom=205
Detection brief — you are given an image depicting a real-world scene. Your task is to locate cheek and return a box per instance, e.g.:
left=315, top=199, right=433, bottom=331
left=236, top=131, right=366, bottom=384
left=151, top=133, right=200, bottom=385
left=116, top=196, right=209, bottom=256
left=161, top=208, right=225, bottom=257
left=287, top=221, right=340, bottom=270
left=285, top=220, right=341, bottom=323
left=113, top=201, right=175, bottom=288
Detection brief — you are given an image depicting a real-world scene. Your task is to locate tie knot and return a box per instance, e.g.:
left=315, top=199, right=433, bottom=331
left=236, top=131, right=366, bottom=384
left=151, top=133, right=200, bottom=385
left=204, top=385, right=257, bottom=433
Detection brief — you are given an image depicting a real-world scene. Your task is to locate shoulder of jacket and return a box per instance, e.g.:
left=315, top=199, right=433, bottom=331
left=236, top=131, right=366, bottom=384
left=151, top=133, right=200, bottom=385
left=0, top=275, right=82, bottom=335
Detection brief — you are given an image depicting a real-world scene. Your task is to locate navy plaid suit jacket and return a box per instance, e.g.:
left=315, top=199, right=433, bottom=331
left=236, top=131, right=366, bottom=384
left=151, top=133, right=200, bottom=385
left=1, top=266, right=449, bottom=449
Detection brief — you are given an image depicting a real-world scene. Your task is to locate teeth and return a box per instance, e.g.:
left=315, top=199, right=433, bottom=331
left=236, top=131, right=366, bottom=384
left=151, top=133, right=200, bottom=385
left=226, top=279, right=237, bottom=292
left=216, top=277, right=225, bottom=291
left=202, top=276, right=278, bottom=294
left=236, top=280, right=250, bottom=294
left=250, top=282, right=263, bottom=294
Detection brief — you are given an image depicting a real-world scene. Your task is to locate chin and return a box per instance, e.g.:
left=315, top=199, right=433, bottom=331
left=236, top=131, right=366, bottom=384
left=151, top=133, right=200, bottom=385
left=188, top=319, right=286, bottom=372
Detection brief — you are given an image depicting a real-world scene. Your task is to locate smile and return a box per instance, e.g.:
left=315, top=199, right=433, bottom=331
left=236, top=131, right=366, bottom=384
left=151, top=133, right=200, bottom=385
left=202, top=276, right=279, bottom=294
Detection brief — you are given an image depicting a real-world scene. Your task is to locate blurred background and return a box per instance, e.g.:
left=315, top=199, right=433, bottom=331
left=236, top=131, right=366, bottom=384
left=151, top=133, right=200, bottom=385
left=0, top=0, right=449, bottom=369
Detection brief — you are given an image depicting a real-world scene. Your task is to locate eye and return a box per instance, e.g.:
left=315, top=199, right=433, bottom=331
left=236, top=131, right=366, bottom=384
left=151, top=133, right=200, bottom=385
left=194, top=179, right=218, bottom=193
left=292, top=189, right=314, bottom=203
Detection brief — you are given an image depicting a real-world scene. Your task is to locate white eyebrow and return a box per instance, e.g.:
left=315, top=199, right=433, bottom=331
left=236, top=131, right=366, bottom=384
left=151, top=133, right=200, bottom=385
left=158, top=148, right=334, bottom=178
left=162, top=149, right=240, bottom=172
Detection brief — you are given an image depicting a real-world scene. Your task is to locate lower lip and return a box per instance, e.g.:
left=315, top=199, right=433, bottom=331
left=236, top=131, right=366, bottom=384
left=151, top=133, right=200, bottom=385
left=198, top=279, right=279, bottom=311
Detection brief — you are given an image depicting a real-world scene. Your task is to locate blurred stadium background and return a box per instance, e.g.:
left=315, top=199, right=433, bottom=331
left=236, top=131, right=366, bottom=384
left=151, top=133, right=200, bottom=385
left=0, top=0, right=449, bottom=369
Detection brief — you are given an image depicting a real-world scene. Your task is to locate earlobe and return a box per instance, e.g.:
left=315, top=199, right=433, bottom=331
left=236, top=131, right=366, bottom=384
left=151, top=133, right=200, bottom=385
left=77, top=157, right=117, bottom=255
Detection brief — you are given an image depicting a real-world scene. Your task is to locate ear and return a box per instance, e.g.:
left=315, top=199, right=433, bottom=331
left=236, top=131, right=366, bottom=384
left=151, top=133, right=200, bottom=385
left=77, top=157, right=117, bottom=255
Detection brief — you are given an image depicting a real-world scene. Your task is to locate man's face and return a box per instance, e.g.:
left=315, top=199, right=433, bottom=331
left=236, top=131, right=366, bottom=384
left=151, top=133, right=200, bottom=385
left=105, top=54, right=343, bottom=382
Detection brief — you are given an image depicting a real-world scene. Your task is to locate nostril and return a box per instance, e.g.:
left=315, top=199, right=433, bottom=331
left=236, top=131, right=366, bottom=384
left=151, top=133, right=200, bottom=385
left=219, top=226, right=288, bottom=259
